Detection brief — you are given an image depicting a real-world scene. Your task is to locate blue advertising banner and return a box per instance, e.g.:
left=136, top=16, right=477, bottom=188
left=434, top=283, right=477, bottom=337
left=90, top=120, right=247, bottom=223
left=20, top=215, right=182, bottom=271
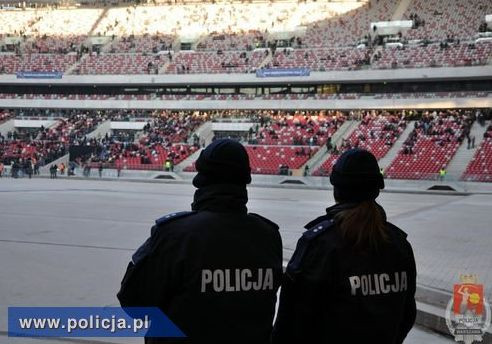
left=16, top=71, right=63, bottom=79
left=8, top=307, right=185, bottom=338
left=256, top=67, right=310, bottom=78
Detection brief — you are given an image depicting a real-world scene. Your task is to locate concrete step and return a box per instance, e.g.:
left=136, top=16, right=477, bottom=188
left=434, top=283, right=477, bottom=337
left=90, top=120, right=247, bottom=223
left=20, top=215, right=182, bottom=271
left=189, top=121, right=214, bottom=146
left=392, top=0, right=412, bottom=21
left=86, top=120, right=111, bottom=140
left=0, top=119, right=15, bottom=136
left=305, top=120, right=360, bottom=174
left=379, top=120, right=416, bottom=169
left=446, top=120, right=490, bottom=178
left=175, top=148, right=203, bottom=172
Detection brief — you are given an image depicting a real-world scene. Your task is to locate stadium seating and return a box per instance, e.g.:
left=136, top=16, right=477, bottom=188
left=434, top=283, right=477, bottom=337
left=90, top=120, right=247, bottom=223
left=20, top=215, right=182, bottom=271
left=246, top=145, right=317, bottom=175
left=270, top=47, right=370, bottom=71
left=0, top=54, right=78, bottom=73
left=165, top=50, right=265, bottom=74
left=372, top=42, right=492, bottom=70
left=0, top=0, right=488, bottom=76
left=401, top=0, right=492, bottom=41
left=0, top=91, right=489, bottom=101
left=0, top=110, right=12, bottom=124
left=462, top=124, right=492, bottom=182
left=385, top=110, right=472, bottom=180
left=112, top=143, right=198, bottom=170
left=184, top=145, right=317, bottom=175
left=0, top=140, right=66, bottom=166
left=313, top=112, right=406, bottom=176
left=255, top=112, right=345, bottom=146
left=303, top=0, right=399, bottom=47
left=77, top=53, right=164, bottom=75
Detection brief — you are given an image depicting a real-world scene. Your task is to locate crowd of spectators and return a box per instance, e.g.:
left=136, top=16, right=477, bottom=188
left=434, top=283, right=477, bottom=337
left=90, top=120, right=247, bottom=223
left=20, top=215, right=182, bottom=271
left=0, top=0, right=488, bottom=75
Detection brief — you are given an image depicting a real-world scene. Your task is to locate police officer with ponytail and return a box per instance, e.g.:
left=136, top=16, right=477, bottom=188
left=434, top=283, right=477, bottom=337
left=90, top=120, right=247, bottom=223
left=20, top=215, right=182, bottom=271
left=273, top=149, right=416, bottom=344
left=118, top=139, right=282, bottom=343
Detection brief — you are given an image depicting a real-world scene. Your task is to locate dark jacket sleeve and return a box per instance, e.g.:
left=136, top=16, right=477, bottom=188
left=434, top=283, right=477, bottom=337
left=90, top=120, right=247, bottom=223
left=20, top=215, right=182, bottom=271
left=272, top=238, right=331, bottom=343
left=396, top=241, right=417, bottom=344
left=117, top=225, right=181, bottom=310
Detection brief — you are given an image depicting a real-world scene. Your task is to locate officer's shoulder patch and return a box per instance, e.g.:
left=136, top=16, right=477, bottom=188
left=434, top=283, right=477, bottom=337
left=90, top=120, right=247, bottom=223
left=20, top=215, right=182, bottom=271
left=155, top=211, right=196, bottom=226
left=387, top=221, right=408, bottom=238
left=302, top=219, right=335, bottom=240
left=286, top=219, right=336, bottom=278
left=248, top=213, right=279, bottom=230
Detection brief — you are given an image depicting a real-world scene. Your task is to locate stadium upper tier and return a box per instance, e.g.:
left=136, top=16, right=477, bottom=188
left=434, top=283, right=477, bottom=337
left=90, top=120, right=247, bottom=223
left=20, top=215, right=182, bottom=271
left=0, top=0, right=490, bottom=75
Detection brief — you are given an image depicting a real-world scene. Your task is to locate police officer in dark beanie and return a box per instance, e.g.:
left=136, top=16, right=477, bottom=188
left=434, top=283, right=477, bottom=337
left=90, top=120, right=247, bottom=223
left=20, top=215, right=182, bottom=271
left=273, top=148, right=416, bottom=344
left=117, top=139, right=283, bottom=344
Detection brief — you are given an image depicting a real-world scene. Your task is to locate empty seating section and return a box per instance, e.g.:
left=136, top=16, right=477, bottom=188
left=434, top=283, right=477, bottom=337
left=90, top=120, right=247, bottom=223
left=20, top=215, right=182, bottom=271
left=198, top=31, right=264, bottom=51
left=303, top=0, right=398, bottom=47
left=78, top=54, right=164, bottom=74
left=256, top=112, right=345, bottom=146
left=95, top=2, right=354, bottom=44
left=462, top=124, right=492, bottom=182
left=23, top=35, right=88, bottom=54
left=0, top=54, right=77, bottom=73
left=183, top=147, right=309, bottom=175
left=271, top=48, right=370, bottom=71
left=385, top=110, right=473, bottom=180
left=166, top=50, right=265, bottom=74
left=246, top=146, right=317, bottom=175
left=372, top=42, right=492, bottom=69
left=401, top=0, right=492, bottom=41
left=108, top=35, right=174, bottom=53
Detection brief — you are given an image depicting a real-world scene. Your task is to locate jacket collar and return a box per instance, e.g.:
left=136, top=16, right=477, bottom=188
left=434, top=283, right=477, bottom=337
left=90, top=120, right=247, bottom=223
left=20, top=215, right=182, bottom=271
left=191, top=184, right=248, bottom=213
left=304, top=202, right=387, bottom=229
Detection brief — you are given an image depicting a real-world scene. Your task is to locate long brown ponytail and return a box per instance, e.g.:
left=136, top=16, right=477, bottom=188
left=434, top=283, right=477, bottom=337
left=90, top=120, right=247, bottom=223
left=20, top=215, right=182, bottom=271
left=334, top=200, right=388, bottom=251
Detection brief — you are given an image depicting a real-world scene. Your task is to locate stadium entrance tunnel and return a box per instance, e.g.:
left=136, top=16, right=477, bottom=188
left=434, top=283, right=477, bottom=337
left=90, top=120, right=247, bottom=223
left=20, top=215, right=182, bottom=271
left=154, top=174, right=177, bottom=180
left=280, top=179, right=306, bottom=185
left=427, top=185, right=457, bottom=191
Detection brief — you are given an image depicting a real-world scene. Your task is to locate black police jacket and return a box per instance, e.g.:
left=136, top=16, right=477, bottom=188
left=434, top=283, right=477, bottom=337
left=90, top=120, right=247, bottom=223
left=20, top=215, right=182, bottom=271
left=273, top=203, right=417, bottom=344
left=117, top=184, right=283, bottom=344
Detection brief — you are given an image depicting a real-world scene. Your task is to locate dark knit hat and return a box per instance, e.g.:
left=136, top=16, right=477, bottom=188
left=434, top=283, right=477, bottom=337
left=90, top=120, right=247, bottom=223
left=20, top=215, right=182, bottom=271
left=330, top=148, right=384, bottom=202
left=192, top=139, right=252, bottom=188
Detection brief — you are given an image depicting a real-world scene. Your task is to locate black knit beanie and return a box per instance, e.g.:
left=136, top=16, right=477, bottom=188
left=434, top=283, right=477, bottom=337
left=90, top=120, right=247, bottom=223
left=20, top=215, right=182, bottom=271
left=330, top=149, right=384, bottom=202
left=192, top=139, right=252, bottom=188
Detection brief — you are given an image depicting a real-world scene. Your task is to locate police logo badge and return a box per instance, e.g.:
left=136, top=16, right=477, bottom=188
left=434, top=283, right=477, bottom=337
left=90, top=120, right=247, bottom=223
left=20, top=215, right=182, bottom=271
left=445, top=274, right=491, bottom=344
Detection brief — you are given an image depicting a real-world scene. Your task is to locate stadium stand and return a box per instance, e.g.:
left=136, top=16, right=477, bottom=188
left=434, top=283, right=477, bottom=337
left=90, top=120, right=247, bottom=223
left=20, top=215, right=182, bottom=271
left=246, top=145, right=317, bottom=175
left=462, top=123, right=492, bottom=182
left=385, top=110, right=474, bottom=180
left=313, top=110, right=407, bottom=176
left=401, top=0, right=492, bottom=41
left=0, top=0, right=489, bottom=75
left=253, top=111, right=345, bottom=146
